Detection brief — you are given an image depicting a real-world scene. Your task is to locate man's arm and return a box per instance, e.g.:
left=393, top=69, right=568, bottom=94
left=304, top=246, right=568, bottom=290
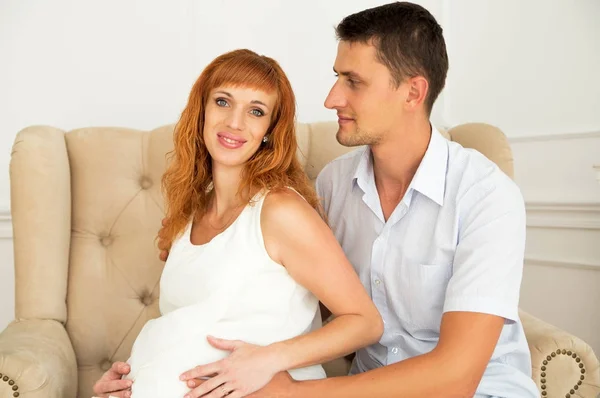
left=287, top=311, right=504, bottom=398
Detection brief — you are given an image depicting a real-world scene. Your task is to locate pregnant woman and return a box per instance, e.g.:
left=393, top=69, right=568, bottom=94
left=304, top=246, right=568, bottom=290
left=93, top=49, right=382, bottom=398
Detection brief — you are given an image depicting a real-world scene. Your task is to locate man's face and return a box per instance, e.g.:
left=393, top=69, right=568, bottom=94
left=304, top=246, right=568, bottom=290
left=324, top=41, right=409, bottom=147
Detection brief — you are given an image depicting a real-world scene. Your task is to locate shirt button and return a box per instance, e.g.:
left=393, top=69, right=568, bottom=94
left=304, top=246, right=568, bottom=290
left=392, top=347, right=399, bottom=354
left=375, top=279, right=381, bottom=285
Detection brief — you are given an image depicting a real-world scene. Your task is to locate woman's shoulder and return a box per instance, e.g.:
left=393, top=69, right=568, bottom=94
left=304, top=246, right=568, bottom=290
left=261, top=187, right=319, bottom=231
left=262, top=187, right=308, bottom=211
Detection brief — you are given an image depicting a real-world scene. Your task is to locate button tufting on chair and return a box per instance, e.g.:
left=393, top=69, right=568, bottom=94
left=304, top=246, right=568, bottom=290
left=100, top=359, right=112, bottom=372
left=140, top=176, right=153, bottom=190
left=140, top=294, right=154, bottom=306
left=100, top=236, right=113, bottom=246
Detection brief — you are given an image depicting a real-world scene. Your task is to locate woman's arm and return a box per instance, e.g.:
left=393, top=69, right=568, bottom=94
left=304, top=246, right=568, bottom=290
left=258, top=189, right=383, bottom=370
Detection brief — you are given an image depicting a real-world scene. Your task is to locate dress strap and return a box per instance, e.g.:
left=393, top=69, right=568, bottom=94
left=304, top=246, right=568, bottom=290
left=284, top=186, right=307, bottom=203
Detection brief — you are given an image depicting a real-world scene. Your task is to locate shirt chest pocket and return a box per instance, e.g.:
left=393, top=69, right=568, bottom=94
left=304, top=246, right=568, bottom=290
left=403, top=263, right=452, bottom=332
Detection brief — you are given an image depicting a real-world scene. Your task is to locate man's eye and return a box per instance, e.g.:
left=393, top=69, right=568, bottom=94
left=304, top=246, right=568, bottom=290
left=216, top=98, right=228, bottom=107
left=251, top=109, right=264, bottom=117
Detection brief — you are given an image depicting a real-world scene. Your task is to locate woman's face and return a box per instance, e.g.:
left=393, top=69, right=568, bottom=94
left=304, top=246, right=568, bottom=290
left=203, top=85, right=277, bottom=169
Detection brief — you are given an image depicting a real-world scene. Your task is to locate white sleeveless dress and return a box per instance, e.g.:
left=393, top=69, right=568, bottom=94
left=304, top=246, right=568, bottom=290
left=124, top=190, right=326, bottom=398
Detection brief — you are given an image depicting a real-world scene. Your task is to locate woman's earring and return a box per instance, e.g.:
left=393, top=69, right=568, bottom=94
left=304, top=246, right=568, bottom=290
left=262, top=136, right=269, bottom=143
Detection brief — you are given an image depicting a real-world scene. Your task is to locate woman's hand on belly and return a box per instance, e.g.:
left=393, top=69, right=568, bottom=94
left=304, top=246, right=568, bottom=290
left=179, top=335, right=282, bottom=398
left=186, top=371, right=296, bottom=398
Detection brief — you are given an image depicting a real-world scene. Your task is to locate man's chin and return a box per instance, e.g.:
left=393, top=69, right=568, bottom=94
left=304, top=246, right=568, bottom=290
left=336, top=130, right=364, bottom=147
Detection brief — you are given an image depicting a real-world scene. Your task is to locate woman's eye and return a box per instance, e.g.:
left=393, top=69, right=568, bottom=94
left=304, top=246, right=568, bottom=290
left=216, top=98, right=228, bottom=107
left=250, top=109, right=264, bottom=117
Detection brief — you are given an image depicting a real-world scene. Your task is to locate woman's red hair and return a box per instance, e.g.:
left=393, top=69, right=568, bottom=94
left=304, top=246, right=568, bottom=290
left=160, top=49, right=321, bottom=247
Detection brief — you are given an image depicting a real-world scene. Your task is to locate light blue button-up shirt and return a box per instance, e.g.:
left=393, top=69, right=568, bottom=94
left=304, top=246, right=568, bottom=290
left=315, top=126, right=539, bottom=398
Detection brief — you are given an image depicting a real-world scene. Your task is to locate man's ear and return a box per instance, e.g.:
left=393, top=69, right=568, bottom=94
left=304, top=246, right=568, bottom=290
left=405, top=76, right=429, bottom=111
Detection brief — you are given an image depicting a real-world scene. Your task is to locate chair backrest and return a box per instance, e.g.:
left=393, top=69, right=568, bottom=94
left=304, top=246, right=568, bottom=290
left=303, top=121, right=514, bottom=180
left=9, top=120, right=512, bottom=397
left=446, top=122, right=514, bottom=179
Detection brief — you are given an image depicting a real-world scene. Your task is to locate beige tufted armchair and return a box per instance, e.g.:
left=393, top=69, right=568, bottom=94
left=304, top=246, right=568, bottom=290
left=1, top=121, right=599, bottom=398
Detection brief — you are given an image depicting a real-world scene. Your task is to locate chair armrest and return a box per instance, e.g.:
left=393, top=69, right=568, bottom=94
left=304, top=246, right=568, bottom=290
left=521, top=310, right=600, bottom=397
left=10, top=126, right=71, bottom=322
left=0, top=319, right=77, bottom=398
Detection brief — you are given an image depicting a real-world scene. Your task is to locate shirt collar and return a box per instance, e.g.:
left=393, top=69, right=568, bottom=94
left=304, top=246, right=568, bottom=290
left=352, top=125, right=448, bottom=206
left=352, top=146, right=372, bottom=195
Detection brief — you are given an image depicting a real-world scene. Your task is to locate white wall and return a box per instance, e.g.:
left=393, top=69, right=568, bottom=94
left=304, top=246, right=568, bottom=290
left=1, top=0, right=599, bottom=354
left=444, top=1, right=600, bottom=137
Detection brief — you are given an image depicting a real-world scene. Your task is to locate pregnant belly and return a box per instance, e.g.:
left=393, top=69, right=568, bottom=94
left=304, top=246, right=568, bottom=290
left=125, top=335, right=326, bottom=398
left=125, top=336, right=227, bottom=398
left=125, top=320, right=326, bottom=398
left=124, top=301, right=325, bottom=397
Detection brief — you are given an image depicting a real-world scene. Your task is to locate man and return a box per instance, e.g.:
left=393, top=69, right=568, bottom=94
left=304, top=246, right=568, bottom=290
left=94, top=2, right=538, bottom=397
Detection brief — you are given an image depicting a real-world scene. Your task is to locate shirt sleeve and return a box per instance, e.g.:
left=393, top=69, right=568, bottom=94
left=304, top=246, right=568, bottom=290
left=315, top=164, right=333, bottom=215
left=443, top=174, right=526, bottom=323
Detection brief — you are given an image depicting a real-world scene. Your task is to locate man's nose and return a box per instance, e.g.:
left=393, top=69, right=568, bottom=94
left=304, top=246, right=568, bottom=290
left=324, top=81, right=346, bottom=110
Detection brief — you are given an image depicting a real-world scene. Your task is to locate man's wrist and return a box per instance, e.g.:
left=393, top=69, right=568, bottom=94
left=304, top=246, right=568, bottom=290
left=285, top=378, right=311, bottom=398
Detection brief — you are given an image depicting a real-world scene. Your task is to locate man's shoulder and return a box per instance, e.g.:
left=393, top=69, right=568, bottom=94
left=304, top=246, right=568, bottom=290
left=316, top=146, right=366, bottom=186
left=446, top=141, right=523, bottom=209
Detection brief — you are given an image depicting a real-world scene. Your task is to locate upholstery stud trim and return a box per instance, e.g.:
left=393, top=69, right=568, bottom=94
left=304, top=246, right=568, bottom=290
left=539, top=349, right=585, bottom=397
left=0, top=372, right=20, bottom=396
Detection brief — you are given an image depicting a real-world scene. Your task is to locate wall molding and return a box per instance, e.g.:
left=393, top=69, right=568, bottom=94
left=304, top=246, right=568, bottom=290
left=440, top=113, right=600, bottom=144
left=594, top=164, right=600, bottom=185
left=524, top=257, right=600, bottom=271
left=509, top=129, right=600, bottom=143
left=0, top=209, right=12, bottom=239
left=1, top=202, right=598, bottom=236
left=525, top=202, right=600, bottom=230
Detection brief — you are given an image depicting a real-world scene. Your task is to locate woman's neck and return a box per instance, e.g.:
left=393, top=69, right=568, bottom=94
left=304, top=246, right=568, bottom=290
left=210, top=163, right=246, bottom=217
